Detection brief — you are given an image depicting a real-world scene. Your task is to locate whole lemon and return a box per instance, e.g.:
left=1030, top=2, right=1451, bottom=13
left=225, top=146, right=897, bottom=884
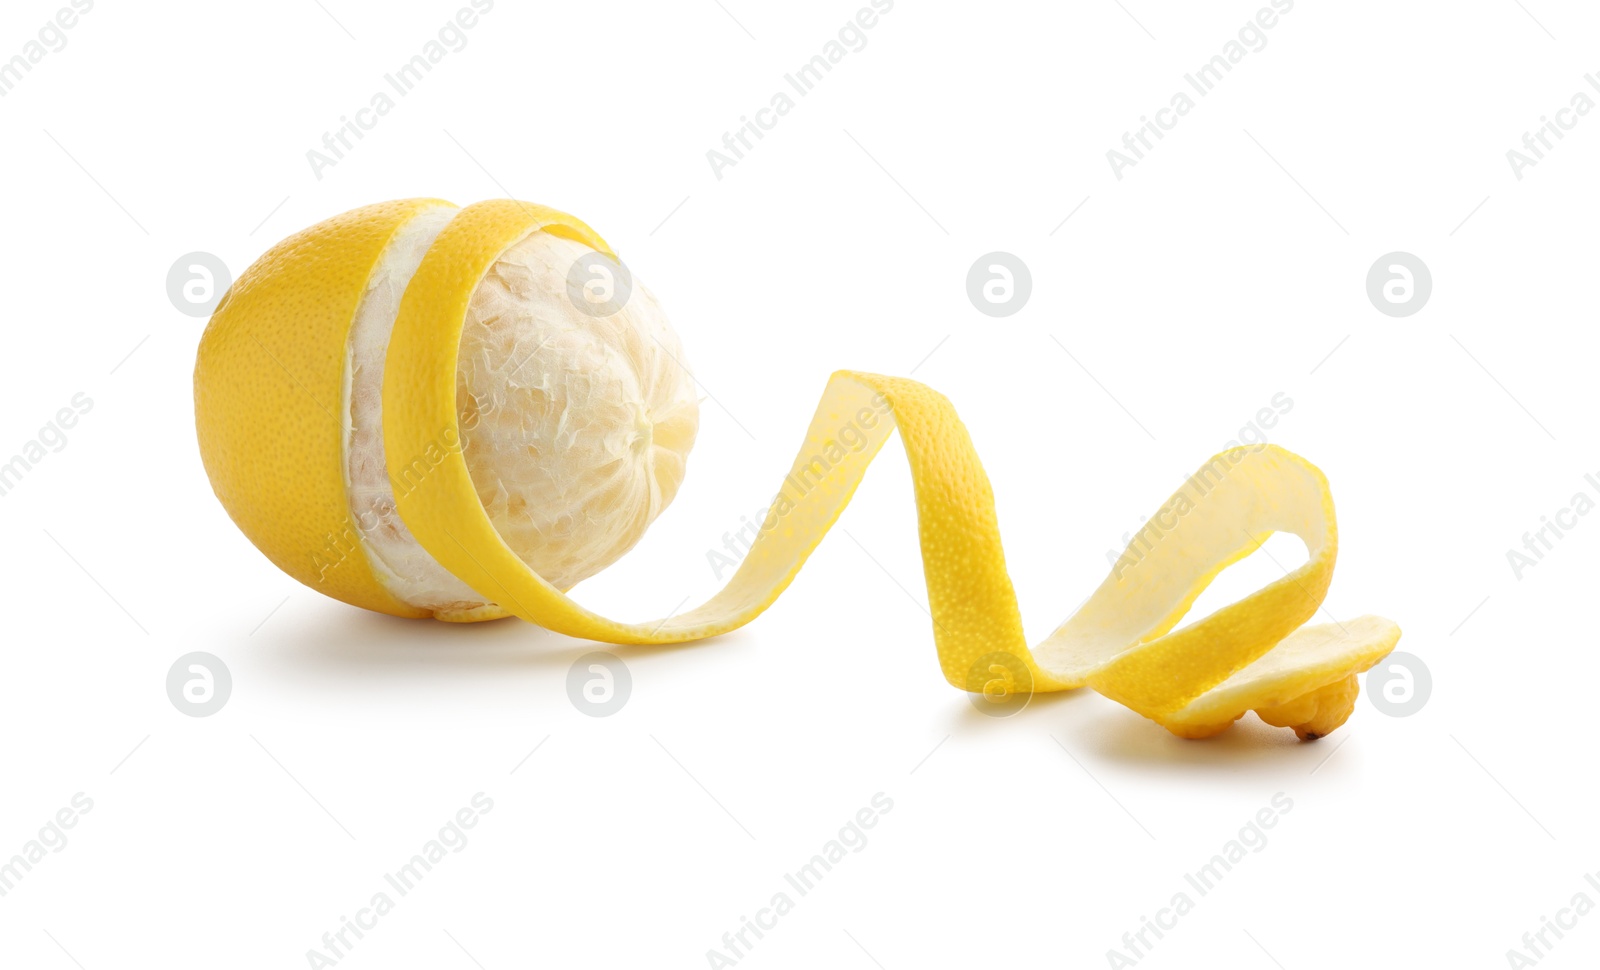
left=195, top=197, right=1400, bottom=741
left=195, top=198, right=697, bottom=621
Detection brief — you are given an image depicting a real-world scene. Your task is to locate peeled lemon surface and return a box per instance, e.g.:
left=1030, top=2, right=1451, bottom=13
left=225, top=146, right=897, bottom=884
left=194, top=198, right=1400, bottom=740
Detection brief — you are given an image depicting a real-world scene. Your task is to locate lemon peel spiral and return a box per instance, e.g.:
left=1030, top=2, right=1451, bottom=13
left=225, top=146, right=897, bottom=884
left=194, top=197, right=1400, bottom=740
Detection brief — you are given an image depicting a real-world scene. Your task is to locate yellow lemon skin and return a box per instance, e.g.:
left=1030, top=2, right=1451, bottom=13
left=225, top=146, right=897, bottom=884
left=194, top=198, right=452, bottom=618
left=197, top=195, right=1401, bottom=741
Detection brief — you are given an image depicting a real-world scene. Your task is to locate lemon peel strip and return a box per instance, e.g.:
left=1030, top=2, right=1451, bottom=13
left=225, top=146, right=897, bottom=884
left=380, top=202, right=1399, bottom=739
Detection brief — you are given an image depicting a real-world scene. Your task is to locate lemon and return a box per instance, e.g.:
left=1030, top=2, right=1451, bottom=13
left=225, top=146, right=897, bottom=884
left=196, top=199, right=696, bottom=622
left=195, top=197, right=1400, bottom=740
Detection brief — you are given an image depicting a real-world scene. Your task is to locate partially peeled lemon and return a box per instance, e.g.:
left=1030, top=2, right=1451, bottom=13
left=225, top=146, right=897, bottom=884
left=195, top=198, right=1400, bottom=740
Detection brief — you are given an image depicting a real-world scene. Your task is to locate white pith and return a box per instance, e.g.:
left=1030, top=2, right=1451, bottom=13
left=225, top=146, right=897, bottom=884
left=343, top=204, right=482, bottom=612
left=456, top=231, right=699, bottom=598
left=341, top=208, right=700, bottom=616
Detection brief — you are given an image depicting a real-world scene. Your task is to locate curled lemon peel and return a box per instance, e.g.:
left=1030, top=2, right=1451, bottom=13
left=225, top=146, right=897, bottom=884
left=197, top=198, right=1401, bottom=741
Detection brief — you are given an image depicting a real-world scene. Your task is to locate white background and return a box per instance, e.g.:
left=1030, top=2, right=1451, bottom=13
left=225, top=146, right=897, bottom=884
left=1, top=1, right=1596, bottom=967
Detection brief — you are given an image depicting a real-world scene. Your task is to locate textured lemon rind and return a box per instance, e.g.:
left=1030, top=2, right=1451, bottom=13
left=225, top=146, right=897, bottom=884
left=195, top=198, right=451, bottom=618
left=207, top=197, right=1400, bottom=740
